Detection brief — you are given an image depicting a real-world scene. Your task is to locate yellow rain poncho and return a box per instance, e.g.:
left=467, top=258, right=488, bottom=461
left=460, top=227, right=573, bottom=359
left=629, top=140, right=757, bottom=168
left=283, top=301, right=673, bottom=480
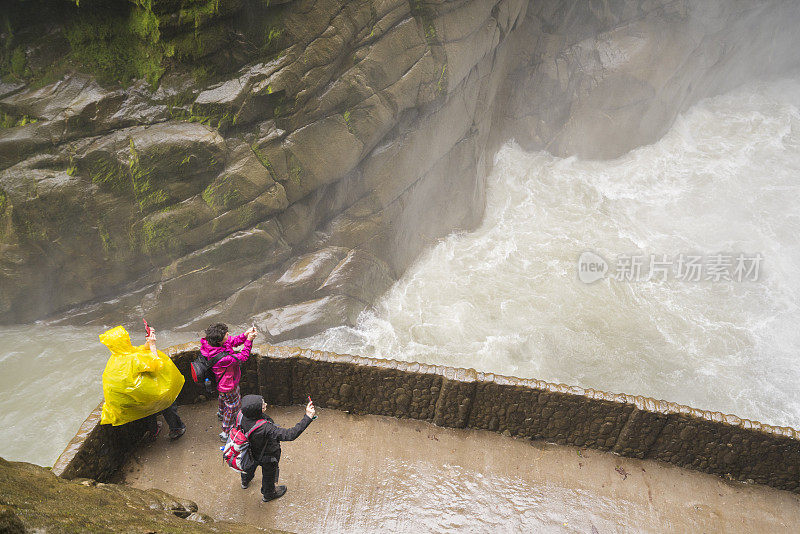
left=99, top=326, right=185, bottom=426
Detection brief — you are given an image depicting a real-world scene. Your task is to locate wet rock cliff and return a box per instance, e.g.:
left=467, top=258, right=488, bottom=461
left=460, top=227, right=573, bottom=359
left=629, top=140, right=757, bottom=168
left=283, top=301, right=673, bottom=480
left=1, top=0, right=798, bottom=338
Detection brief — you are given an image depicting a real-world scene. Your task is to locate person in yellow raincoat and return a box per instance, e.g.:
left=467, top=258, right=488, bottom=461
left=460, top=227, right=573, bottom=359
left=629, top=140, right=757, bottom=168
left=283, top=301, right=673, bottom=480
left=99, top=325, right=186, bottom=439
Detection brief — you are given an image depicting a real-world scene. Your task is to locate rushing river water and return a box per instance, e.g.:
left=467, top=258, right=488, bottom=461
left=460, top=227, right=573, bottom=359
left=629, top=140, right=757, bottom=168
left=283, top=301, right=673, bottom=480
left=2, top=79, right=800, bottom=467
left=296, top=78, right=800, bottom=428
left=0, top=327, right=198, bottom=466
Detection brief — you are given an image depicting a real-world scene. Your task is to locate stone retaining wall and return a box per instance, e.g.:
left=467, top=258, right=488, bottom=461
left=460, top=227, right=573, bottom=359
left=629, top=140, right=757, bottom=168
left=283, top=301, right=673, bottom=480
left=261, top=345, right=800, bottom=493
left=52, top=404, right=151, bottom=482
left=54, top=344, right=800, bottom=493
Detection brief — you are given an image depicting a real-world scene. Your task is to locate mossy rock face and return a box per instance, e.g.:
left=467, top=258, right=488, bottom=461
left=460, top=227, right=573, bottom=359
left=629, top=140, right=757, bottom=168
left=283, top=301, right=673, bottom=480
left=0, top=0, right=493, bottom=330
left=134, top=201, right=211, bottom=258
left=0, top=186, right=14, bottom=250
left=65, top=9, right=166, bottom=88
left=0, top=457, right=280, bottom=533
left=79, top=121, right=226, bottom=212
left=203, top=149, right=286, bottom=212
left=1, top=0, right=281, bottom=90
left=0, top=118, right=228, bottom=321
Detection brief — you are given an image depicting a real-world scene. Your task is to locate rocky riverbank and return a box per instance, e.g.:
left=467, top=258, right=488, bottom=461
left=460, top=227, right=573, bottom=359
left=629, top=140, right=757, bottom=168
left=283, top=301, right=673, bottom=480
left=0, top=457, right=283, bottom=533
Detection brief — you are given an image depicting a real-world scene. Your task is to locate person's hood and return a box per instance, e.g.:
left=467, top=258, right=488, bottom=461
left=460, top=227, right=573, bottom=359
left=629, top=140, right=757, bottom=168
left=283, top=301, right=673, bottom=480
left=100, top=326, right=134, bottom=354
left=241, top=394, right=264, bottom=419
left=200, top=338, right=227, bottom=357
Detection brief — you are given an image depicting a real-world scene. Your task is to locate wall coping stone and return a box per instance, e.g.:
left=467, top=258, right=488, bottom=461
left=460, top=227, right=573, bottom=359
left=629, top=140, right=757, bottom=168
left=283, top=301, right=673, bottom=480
left=261, top=343, right=799, bottom=440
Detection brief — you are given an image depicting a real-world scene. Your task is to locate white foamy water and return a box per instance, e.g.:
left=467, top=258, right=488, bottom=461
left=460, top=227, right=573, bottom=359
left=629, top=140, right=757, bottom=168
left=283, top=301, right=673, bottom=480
left=2, top=79, right=800, bottom=467
left=295, top=79, right=800, bottom=429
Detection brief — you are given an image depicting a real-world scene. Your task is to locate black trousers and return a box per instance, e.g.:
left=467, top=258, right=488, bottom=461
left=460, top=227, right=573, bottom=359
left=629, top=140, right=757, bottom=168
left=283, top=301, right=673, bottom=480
left=145, top=401, right=184, bottom=433
left=242, top=450, right=281, bottom=496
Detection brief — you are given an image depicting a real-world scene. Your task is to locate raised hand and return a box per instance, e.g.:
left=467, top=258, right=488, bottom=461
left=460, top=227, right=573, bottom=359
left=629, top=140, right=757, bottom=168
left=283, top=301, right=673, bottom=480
left=246, top=326, right=258, bottom=341
left=146, top=329, right=157, bottom=353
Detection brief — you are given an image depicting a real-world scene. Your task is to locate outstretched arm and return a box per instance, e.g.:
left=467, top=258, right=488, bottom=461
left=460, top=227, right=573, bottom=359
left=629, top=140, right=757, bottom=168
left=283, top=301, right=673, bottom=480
left=269, top=401, right=315, bottom=441
left=228, top=329, right=256, bottom=362
left=145, top=331, right=158, bottom=356
left=269, top=417, right=312, bottom=441
left=134, top=330, right=163, bottom=372
left=228, top=332, right=249, bottom=347
left=229, top=326, right=258, bottom=348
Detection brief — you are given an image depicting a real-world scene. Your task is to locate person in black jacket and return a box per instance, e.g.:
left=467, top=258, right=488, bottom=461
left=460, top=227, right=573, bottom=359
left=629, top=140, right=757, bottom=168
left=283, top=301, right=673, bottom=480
left=239, top=394, right=315, bottom=501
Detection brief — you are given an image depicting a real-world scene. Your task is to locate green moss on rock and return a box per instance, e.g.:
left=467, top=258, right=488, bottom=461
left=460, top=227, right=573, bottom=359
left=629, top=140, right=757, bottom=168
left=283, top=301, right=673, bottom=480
left=64, top=11, right=162, bottom=87
left=251, top=144, right=279, bottom=182
left=88, top=142, right=170, bottom=214
left=90, top=157, right=128, bottom=192
left=128, top=139, right=170, bottom=212
left=0, top=111, right=38, bottom=129
left=98, top=222, right=112, bottom=255
left=141, top=216, right=177, bottom=255
left=236, top=203, right=256, bottom=227
left=202, top=174, right=241, bottom=211
left=9, top=47, right=27, bottom=77
left=37, top=1, right=221, bottom=88
left=179, top=0, right=222, bottom=33
left=130, top=0, right=162, bottom=44
left=2, top=0, right=290, bottom=90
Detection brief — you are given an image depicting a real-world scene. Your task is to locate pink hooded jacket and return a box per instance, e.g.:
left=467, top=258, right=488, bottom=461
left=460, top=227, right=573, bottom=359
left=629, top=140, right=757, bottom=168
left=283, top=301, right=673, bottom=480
left=200, top=333, right=252, bottom=393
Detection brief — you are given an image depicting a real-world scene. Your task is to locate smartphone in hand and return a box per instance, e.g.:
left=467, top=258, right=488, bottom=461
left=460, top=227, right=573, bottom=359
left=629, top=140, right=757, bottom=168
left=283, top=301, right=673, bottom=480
left=307, top=395, right=317, bottom=420
left=143, top=319, right=152, bottom=337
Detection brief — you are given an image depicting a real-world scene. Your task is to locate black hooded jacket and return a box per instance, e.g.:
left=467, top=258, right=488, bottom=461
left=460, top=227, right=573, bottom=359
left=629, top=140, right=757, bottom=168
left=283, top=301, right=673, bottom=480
left=240, top=394, right=313, bottom=462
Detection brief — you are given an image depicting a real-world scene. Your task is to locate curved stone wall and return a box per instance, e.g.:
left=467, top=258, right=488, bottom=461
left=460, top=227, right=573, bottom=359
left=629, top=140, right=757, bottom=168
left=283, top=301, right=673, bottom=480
left=52, top=404, right=151, bottom=482
left=54, top=344, right=800, bottom=494
left=258, top=346, right=800, bottom=493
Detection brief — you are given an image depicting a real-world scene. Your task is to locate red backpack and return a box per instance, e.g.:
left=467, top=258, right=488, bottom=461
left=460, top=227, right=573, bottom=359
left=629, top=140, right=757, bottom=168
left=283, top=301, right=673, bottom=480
left=222, top=412, right=267, bottom=473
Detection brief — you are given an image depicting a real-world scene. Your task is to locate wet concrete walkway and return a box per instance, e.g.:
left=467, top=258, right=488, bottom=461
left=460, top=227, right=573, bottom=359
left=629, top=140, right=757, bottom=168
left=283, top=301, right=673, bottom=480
left=121, top=401, right=800, bottom=533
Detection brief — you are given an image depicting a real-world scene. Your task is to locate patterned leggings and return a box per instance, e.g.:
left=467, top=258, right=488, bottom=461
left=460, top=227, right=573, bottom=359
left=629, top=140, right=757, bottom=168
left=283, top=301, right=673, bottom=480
left=218, top=386, right=241, bottom=432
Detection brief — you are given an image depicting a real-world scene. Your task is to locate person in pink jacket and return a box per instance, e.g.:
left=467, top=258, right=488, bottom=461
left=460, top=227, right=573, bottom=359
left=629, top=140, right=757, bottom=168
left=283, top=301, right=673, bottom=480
left=201, top=323, right=257, bottom=441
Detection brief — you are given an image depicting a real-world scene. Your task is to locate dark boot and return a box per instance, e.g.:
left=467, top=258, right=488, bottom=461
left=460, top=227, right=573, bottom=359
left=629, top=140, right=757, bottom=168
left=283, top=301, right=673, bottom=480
left=262, top=485, right=287, bottom=502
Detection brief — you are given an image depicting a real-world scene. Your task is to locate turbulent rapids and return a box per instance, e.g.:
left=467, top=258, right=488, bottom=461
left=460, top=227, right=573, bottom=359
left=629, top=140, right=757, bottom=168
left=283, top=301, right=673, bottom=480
left=2, top=79, right=800, bottom=467
left=295, top=79, right=800, bottom=430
